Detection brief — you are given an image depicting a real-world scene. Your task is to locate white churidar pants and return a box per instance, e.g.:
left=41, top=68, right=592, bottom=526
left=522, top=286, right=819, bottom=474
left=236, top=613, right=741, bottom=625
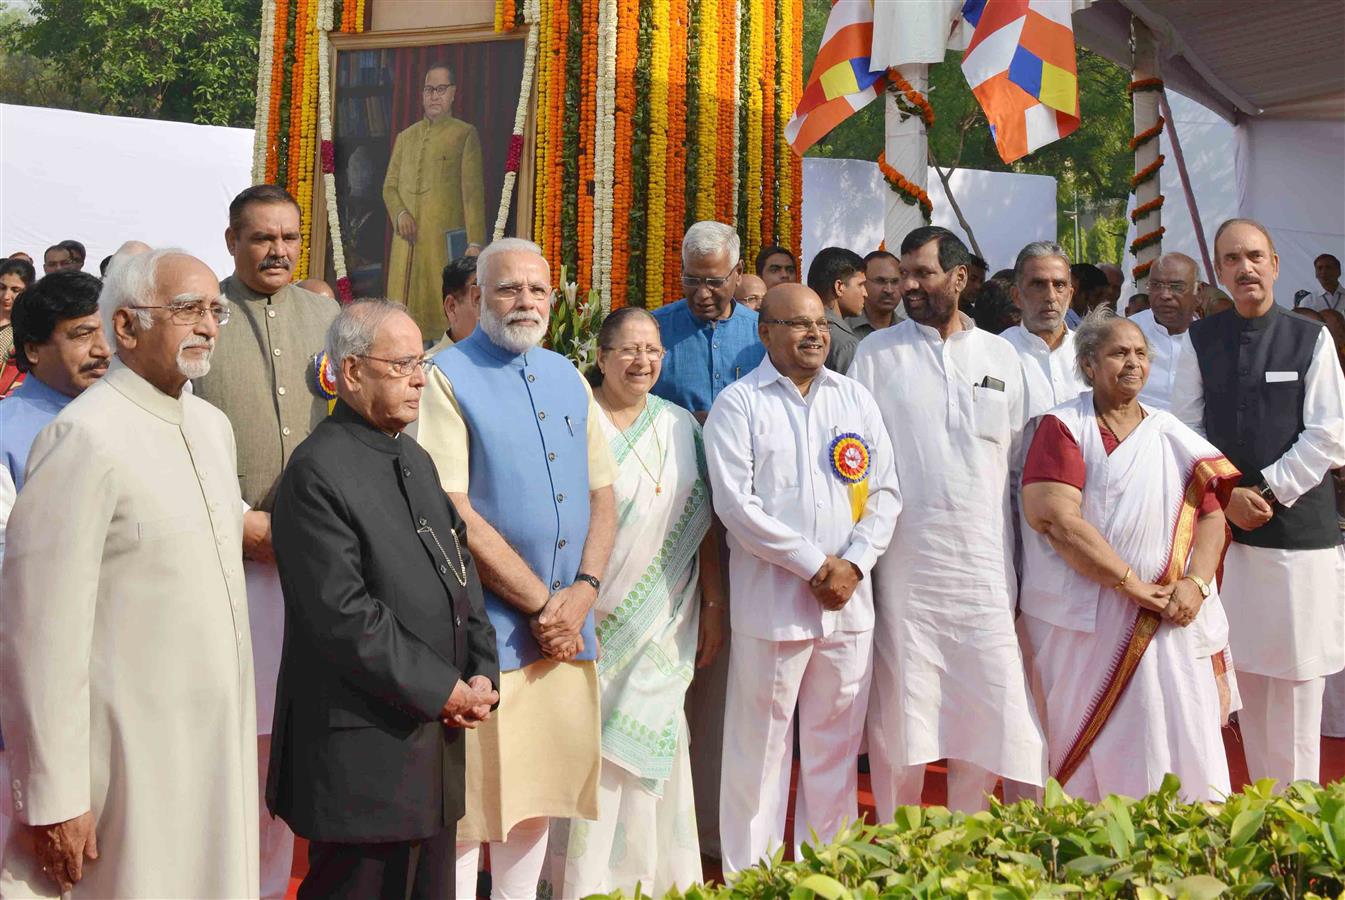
left=1238, top=672, right=1326, bottom=788
left=718, top=629, right=873, bottom=875
left=455, top=817, right=550, bottom=900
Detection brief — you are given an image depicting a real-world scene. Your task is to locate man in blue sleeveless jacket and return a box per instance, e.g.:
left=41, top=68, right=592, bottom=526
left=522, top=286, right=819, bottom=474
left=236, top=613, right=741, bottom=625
left=1173, top=218, right=1345, bottom=788
left=419, top=238, right=617, bottom=898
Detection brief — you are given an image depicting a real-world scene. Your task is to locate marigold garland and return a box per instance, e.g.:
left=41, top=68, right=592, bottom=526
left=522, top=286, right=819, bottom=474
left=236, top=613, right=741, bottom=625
left=878, top=151, right=933, bottom=222
left=1132, top=259, right=1154, bottom=281
left=663, top=0, right=688, bottom=300
left=643, top=0, right=671, bottom=305
left=886, top=67, right=934, bottom=128
left=1130, top=154, right=1165, bottom=191
left=1128, top=115, right=1164, bottom=151
left=1130, top=226, right=1165, bottom=254
left=1127, top=77, right=1165, bottom=95
left=1129, top=194, right=1165, bottom=223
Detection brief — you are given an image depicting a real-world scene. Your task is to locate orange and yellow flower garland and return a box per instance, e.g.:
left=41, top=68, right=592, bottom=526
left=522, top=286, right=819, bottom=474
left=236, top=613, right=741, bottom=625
left=662, top=0, right=688, bottom=302
left=643, top=0, right=672, bottom=306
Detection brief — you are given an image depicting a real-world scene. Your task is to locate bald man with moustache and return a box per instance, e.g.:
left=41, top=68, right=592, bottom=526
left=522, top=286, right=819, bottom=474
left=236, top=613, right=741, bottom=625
left=705, top=283, right=900, bottom=873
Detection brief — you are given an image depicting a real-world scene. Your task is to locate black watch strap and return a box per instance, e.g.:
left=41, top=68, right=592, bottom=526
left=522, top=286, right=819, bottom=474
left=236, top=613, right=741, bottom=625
left=1256, top=480, right=1278, bottom=504
left=575, top=573, right=601, bottom=592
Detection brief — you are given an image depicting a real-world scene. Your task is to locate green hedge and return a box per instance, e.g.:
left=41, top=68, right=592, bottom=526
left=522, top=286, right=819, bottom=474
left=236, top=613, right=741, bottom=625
left=605, top=776, right=1345, bottom=899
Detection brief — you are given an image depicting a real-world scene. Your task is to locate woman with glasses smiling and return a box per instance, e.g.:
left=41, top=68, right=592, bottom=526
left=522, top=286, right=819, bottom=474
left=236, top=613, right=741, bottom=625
left=552, top=307, right=724, bottom=897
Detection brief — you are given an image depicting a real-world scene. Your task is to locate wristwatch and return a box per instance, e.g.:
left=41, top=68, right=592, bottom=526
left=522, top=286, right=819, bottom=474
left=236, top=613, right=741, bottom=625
left=575, top=573, right=601, bottom=592
left=1183, top=573, right=1211, bottom=599
left=1255, top=480, right=1279, bottom=505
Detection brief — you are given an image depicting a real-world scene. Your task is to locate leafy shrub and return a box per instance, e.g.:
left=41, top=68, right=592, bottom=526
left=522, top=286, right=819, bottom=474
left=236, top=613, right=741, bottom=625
left=601, top=776, right=1344, bottom=899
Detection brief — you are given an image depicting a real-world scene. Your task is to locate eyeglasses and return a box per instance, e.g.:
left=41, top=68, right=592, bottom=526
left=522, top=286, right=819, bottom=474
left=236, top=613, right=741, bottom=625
left=492, top=282, right=551, bottom=301
left=762, top=317, right=829, bottom=333
left=681, top=271, right=735, bottom=290
left=136, top=302, right=231, bottom=325
left=606, top=344, right=666, bottom=362
left=1148, top=280, right=1190, bottom=294
left=422, top=84, right=454, bottom=96
left=357, top=354, right=433, bottom=377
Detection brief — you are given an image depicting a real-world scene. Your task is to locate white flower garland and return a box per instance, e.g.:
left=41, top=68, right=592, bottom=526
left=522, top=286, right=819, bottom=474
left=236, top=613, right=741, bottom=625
left=314, top=0, right=351, bottom=293
left=492, top=0, right=542, bottom=241
left=590, top=0, right=618, bottom=308
left=252, top=0, right=277, bottom=182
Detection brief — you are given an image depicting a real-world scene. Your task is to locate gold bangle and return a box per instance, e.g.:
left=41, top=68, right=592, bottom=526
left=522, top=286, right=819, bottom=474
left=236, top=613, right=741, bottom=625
left=1113, top=567, right=1132, bottom=591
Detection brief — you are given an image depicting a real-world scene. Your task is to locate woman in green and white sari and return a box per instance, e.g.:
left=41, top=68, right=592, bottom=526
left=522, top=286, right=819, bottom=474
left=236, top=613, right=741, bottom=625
left=558, top=307, right=725, bottom=897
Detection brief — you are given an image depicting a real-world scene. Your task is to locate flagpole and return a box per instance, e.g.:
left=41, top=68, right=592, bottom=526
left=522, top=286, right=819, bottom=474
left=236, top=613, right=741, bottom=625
left=883, top=63, right=931, bottom=253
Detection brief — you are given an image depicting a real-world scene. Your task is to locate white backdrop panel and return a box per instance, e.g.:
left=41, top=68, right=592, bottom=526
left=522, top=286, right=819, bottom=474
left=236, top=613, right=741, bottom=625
left=1, top=104, right=254, bottom=276
left=802, top=156, right=1056, bottom=276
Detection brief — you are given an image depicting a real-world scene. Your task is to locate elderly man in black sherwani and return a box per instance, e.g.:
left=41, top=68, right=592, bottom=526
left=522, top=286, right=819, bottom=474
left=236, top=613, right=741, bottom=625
left=267, top=299, right=499, bottom=899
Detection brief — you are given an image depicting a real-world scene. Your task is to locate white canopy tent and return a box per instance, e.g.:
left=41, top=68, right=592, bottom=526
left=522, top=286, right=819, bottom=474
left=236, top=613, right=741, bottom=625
left=0, top=104, right=254, bottom=276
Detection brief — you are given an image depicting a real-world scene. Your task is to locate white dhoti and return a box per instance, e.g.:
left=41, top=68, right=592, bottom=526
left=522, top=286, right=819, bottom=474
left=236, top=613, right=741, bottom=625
left=1221, top=542, right=1345, bottom=786
left=719, top=629, right=873, bottom=875
left=245, top=560, right=294, bottom=899
left=1323, top=670, right=1345, bottom=738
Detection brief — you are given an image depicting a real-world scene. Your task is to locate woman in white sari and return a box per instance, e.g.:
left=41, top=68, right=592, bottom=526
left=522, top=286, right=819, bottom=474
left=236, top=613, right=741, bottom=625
left=1019, top=308, right=1239, bottom=802
left=555, top=307, right=725, bottom=897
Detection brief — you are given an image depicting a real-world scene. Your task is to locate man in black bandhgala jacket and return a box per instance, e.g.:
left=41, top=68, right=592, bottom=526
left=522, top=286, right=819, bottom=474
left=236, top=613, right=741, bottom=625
left=267, top=299, right=499, bottom=899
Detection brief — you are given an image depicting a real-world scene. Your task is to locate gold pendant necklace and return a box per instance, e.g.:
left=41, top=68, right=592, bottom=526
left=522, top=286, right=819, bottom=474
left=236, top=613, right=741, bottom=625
left=604, top=401, right=665, bottom=494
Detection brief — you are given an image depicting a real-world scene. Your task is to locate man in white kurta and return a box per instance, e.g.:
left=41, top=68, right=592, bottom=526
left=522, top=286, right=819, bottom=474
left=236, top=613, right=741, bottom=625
left=1001, top=242, right=1087, bottom=421
left=1133, top=253, right=1201, bottom=412
left=0, top=250, right=258, bottom=899
left=1172, top=220, right=1345, bottom=788
left=705, top=284, right=900, bottom=874
left=848, top=227, right=1046, bottom=815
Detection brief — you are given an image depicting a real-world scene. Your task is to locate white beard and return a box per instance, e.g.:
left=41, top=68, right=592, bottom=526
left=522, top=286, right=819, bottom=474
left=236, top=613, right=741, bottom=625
left=480, top=305, right=546, bottom=355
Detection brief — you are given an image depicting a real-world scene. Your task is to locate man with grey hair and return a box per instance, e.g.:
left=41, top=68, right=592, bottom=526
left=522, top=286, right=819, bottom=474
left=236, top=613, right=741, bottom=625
left=1130, top=252, right=1200, bottom=411
left=416, top=238, right=618, bottom=898
left=1, top=249, right=259, bottom=898
left=651, top=220, right=765, bottom=421
left=1002, top=241, right=1088, bottom=420
left=268, top=299, right=498, bottom=898
left=194, top=183, right=339, bottom=898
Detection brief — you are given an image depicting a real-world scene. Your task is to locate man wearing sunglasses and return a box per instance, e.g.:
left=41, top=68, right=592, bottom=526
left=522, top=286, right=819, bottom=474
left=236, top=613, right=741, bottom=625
left=383, top=62, right=487, bottom=337
left=650, top=220, right=766, bottom=424
left=194, top=183, right=340, bottom=899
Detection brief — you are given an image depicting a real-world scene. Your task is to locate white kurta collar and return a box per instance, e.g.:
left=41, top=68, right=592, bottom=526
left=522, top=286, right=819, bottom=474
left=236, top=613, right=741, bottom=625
left=910, top=310, right=976, bottom=344
left=103, top=357, right=186, bottom=425
left=754, top=354, right=837, bottom=399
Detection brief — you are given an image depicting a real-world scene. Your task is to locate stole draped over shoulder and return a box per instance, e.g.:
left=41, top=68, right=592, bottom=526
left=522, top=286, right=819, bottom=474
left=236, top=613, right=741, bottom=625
left=1019, top=393, right=1239, bottom=801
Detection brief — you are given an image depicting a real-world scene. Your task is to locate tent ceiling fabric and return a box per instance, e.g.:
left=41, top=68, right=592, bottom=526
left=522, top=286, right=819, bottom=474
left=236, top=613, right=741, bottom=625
left=1074, top=0, right=1345, bottom=121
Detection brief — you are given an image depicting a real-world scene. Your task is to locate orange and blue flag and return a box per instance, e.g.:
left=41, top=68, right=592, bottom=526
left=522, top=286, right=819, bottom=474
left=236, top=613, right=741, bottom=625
left=961, top=0, right=1081, bottom=163
left=785, top=0, right=886, bottom=155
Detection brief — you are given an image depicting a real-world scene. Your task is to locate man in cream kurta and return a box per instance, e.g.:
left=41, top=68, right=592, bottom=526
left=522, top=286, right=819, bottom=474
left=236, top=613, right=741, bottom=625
left=383, top=63, right=487, bottom=336
left=193, top=185, right=338, bottom=899
left=0, top=249, right=257, bottom=898
left=848, top=227, right=1046, bottom=815
left=705, top=284, right=900, bottom=874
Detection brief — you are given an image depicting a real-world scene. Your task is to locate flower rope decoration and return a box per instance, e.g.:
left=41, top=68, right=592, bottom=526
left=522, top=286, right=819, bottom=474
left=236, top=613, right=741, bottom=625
left=1132, top=259, right=1154, bottom=281
left=492, top=0, right=541, bottom=241
left=1130, top=226, right=1165, bottom=255
left=878, top=151, right=932, bottom=223
left=1129, top=114, right=1164, bottom=151
left=1129, top=194, right=1165, bottom=223
left=886, top=67, right=934, bottom=128
left=1130, top=153, right=1165, bottom=191
left=1127, top=77, right=1164, bottom=95
left=251, top=0, right=277, bottom=182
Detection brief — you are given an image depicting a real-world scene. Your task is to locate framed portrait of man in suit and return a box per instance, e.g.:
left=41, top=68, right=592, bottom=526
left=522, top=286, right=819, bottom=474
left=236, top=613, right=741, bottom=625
left=314, top=26, right=535, bottom=338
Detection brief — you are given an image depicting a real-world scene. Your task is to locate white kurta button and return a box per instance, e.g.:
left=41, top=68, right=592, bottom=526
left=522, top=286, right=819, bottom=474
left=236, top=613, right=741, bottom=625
left=13, top=800, right=20, bottom=811
left=282, top=427, right=291, bottom=436
left=277, top=386, right=286, bottom=396
left=273, top=347, right=282, bottom=356
left=267, top=309, right=276, bottom=318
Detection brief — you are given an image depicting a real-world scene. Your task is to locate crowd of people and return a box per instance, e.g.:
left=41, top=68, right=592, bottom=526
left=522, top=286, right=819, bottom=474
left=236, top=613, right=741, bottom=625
left=0, top=183, right=1342, bottom=900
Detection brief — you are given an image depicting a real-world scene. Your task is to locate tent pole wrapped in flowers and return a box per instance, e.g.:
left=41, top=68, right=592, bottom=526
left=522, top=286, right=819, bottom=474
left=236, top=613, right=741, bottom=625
left=250, top=0, right=803, bottom=310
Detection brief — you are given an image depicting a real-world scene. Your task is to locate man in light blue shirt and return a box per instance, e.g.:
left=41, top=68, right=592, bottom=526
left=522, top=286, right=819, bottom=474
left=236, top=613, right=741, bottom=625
left=651, top=221, right=765, bottom=420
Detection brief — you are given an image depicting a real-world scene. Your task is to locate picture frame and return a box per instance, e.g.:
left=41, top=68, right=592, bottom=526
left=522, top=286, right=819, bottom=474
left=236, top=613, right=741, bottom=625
left=312, top=25, right=535, bottom=334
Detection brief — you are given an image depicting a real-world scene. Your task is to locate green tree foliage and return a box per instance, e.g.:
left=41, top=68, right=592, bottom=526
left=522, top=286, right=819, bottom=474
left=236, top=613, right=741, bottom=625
left=800, top=0, right=1134, bottom=263
left=1, top=0, right=260, bottom=127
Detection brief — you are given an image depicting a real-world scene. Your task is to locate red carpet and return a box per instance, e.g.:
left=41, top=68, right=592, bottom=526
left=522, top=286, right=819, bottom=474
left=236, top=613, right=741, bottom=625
left=284, top=729, right=1345, bottom=898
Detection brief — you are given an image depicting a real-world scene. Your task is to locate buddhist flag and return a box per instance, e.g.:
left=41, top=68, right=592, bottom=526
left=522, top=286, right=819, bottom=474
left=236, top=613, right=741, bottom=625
left=960, top=0, right=1082, bottom=163
left=785, top=0, right=887, bottom=155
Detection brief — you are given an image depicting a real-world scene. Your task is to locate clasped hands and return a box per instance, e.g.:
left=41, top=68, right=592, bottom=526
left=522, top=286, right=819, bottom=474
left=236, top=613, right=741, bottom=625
left=440, top=674, right=499, bottom=729
left=810, top=555, right=861, bottom=611
left=1123, top=575, right=1203, bottom=628
left=529, top=582, right=596, bottom=661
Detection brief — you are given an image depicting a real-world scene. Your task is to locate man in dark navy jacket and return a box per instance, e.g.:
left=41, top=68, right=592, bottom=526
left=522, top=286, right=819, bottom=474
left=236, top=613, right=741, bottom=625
left=1173, top=218, right=1345, bottom=789
left=268, top=299, right=498, bottom=899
